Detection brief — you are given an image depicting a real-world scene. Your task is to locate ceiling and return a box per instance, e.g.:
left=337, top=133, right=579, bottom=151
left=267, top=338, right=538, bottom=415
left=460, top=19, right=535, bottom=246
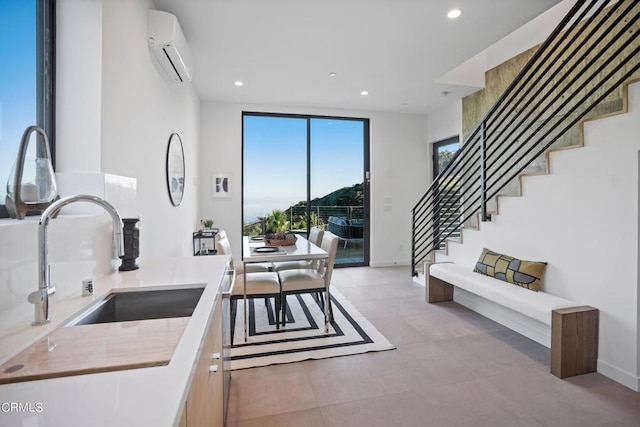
left=153, top=0, right=562, bottom=115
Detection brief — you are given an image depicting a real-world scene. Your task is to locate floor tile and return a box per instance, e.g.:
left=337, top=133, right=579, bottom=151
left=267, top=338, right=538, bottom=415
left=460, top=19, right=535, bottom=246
left=226, top=408, right=326, bottom=427
left=302, top=353, right=404, bottom=407
left=227, top=363, right=318, bottom=422
left=481, top=369, right=640, bottom=427
left=319, top=391, right=430, bottom=427
left=434, top=330, right=547, bottom=378
left=364, top=314, right=427, bottom=345
left=320, top=381, right=543, bottom=427
left=227, top=266, right=640, bottom=427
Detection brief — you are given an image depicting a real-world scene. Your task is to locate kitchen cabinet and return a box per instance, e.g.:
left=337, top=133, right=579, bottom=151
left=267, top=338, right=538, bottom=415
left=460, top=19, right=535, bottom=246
left=0, top=256, right=231, bottom=427
left=179, top=410, right=187, bottom=427
left=181, top=296, right=223, bottom=426
left=179, top=264, right=232, bottom=427
left=208, top=297, right=224, bottom=425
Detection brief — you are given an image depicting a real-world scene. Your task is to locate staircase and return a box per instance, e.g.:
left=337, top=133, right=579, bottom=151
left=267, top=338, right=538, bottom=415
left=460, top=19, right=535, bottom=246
left=411, top=0, right=640, bottom=276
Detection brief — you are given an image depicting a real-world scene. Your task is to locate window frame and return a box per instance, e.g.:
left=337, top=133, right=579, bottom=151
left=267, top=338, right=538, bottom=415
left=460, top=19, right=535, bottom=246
left=431, top=135, right=461, bottom=250
left=0, top=0, right=56, bottom=218
left=241, top=111, right=371, bottom=267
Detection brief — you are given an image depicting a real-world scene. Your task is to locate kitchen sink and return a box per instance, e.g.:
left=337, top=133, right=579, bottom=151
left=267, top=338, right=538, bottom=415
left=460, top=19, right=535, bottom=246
left=66, top=287, right=205, bottom=326
left=0, top=286, right=205, bottom=385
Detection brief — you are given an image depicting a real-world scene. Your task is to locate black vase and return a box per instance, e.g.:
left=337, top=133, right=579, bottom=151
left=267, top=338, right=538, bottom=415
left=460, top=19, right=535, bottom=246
left=119, top=218, right=140, bottom=271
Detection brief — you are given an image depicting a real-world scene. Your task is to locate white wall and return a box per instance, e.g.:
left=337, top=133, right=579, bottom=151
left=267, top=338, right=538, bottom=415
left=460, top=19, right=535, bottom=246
left=101, top=0, right=201, bottom=259
left=199, top=102, right=428, bottom=267
left=426, top=100, right=463, bottom=166
left=57, top=0, right=201, bottom=257
left=56, top=0, right=103, bottom=172
left=483, top=0, right=576, bottom=73
left=426, top=100, right=462, bottom=144
left=0, top=0, right=202, bottom=336
left=443, top=83, right=640, bottom=391
left=439, top=0, right=576, bottom=90
left=0, top=216, right=116, bottom=335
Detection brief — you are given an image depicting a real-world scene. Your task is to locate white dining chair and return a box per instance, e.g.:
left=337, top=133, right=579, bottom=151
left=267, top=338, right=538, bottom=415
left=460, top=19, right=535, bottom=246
left=277, top=231, right=339, bottom=332
left=272, top=227, right=324, bottom=272
left=217, top=230, right=271, bottom=273
left=216, top=231, right=282, bottom=334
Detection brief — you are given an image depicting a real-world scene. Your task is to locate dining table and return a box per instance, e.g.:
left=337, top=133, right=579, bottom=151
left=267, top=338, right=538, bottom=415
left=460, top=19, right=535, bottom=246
left=241, top=234, right=328, bottom=341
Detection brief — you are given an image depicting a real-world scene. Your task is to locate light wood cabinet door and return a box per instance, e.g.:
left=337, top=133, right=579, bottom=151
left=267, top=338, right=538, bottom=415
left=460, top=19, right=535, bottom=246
left=180, top=296, right=224, bottom=427
left=178, top=408, right=188, bottom=427
left=208, top=298, right=224, bottom=427
left=185, top=311, right=215, bottom=426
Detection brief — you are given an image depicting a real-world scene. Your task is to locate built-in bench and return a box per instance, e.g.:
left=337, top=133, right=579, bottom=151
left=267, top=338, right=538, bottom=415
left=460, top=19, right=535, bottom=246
left=427, top=262, right=599, bottom=379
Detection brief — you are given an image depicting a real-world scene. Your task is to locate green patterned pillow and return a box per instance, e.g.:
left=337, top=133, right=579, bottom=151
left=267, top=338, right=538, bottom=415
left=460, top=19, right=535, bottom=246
left=473, top=248, right=547, bottom=292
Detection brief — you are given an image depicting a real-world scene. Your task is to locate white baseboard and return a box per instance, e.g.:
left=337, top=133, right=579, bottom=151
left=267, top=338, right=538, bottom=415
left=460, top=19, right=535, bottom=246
left=369, top=260, right=410, bottom=268
left=597, top=360, right=640, bottom=392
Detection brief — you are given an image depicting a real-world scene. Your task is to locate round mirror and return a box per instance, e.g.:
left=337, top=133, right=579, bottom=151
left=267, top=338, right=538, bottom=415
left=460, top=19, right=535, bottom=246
left=166, top=133, right=185, bottom=206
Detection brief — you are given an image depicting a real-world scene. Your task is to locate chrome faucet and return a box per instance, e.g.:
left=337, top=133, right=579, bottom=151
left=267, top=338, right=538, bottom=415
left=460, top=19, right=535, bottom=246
left=28, top=194, right=125, bottom=325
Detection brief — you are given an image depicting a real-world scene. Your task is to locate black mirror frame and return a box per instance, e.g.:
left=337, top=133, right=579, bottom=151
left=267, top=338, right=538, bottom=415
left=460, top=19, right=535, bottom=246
left=166, top=133, right=185, bottom=207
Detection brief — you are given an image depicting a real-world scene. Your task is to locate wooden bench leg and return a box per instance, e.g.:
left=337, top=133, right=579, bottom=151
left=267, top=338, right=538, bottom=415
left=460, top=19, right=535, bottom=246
left=551, top=306, right=599, bottom=379
left=426, top=275, right=454, bottom=303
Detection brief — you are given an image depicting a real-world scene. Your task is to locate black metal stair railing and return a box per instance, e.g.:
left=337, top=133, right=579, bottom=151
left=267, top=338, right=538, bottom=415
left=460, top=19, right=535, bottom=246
left=411, top=0, right=640, bottom=275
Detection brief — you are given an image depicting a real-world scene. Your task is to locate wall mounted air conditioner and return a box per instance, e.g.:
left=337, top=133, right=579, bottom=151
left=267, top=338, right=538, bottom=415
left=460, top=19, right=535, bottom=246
left=148, top=10, right=193, bottom=84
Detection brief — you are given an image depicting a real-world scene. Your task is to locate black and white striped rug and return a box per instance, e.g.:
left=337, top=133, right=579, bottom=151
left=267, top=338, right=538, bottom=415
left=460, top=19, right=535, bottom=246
left=230, top=289, right=395, bottom=370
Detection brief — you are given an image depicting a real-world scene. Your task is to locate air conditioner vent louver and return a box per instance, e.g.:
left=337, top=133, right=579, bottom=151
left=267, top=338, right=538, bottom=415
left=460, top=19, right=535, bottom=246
left=162, top=46, right=184, bottom=82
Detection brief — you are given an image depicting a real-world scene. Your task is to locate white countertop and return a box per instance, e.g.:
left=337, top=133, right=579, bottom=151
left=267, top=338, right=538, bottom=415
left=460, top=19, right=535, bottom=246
left=0, top=255, right=230, bottom=427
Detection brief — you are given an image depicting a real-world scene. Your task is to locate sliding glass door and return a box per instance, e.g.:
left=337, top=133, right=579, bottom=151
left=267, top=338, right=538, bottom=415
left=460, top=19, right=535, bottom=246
left=243, top=113, right=370, bottom=266
left=243, top=115, right=307, bottom=233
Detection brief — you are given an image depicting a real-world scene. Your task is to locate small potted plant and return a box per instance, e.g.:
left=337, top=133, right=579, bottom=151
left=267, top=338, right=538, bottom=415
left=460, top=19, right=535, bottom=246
left=203, top=219, right=214, bottom=230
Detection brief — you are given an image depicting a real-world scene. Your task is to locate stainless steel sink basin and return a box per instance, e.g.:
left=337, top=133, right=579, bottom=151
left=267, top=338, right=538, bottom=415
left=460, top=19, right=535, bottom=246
left=66, top=287, right=205, bottom=326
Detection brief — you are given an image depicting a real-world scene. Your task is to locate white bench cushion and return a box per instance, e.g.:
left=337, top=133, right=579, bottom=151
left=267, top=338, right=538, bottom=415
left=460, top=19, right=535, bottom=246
left=429, top=262, right=576, bottom=325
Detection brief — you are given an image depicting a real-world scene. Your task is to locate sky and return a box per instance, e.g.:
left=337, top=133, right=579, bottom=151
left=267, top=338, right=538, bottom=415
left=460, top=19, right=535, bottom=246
left=0, top=1, right=36, bottom=202
left=243, top=115, right=365, bottom=222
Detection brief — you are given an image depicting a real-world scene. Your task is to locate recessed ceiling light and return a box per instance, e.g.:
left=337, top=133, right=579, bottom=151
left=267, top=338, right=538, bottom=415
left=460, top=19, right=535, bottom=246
left=234, top=81, right=244, bottom=86
left=360, top=90, right=369, bottom=96
left=329, top=72, right=337, bottom=77
left=448, top=9, right=461, bottom=19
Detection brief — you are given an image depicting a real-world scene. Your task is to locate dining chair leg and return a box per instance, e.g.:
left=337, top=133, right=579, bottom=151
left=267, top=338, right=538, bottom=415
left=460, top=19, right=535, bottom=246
left=324, top=291, right=329, bottom=333
left=275, top=295, right=281, bottom=330
left=281, top=294, right=287, bottom=327
left=243, top=295, right=248, bottom=342
left=230, top=298, right=237, bottom=343
left=315, top=292, right=325, bottom=314
left=318, top=291, right=332, bottom=321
